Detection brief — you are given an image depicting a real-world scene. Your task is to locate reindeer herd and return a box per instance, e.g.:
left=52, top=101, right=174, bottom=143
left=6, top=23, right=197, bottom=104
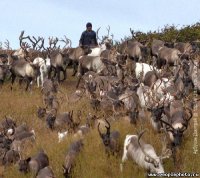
left=0, top=27, right=199, bottom=177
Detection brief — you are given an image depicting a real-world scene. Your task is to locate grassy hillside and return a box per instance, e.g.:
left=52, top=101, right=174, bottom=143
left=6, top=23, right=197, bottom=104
left=0, top=71, right=199, bottom=178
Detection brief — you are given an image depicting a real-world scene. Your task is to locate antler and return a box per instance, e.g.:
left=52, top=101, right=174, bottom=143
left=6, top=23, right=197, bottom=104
left=106, top=25, right=110, bottom=37
left=160, top=128, right=172, bottom=160
left=104, top=118, right=110, bottom=135
left=96, top=27, right=103, bottom=42
left=98, top=122, right=103, bottom=137
left=138, top=129, right=159, bottom=168
left=31, top=36, right=44, bottom=50
left=160, top=119, right=174, bottom=132
left=19, top=31, right=31, bottom=49
left=4, top=39, right=11, bottom=50
left=130, top=28, right=137, bottom=40
left=60, top=36, right=72, bottom=49
left=48, top=37, right=59, bottom=49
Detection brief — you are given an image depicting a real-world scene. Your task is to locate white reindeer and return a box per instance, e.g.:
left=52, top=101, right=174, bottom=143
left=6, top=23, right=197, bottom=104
left=58, top=130, right=68, bottom=143
left=33, top=57, right=51, bottom=87
left=135, top=63, right=160, bottom=80
left=121, top=130, right=171, bottom=174
left=87, top=43, right=107, bottom=57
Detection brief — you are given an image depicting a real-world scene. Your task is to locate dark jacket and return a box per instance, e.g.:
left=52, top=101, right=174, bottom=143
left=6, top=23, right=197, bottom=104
left=79, top=30, right=98, bottom=47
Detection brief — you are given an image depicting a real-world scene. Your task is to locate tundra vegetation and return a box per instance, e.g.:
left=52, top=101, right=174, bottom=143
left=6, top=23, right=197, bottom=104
left=0, top=23, right=199, bottom=178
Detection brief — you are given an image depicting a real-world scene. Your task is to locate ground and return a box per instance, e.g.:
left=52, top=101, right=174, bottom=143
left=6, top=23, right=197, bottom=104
left=0, top=70, right=199, bottom=178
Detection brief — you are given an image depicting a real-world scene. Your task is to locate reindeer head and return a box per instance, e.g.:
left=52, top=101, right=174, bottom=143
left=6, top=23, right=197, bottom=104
left=138, top=130, right=165, bottom=173
left=129, top=108, right=139, bottom=124
left=1, top=116, right=16, bottom=136
left=69, top=110, right=81, bottom=132
left=37, top=106, right=46, bottom=119
left=98, top=119, right=111, bottom=146
left=18, top=157, right=31, bottom=173
left=160, top=107, right=192, bottom=147
left=148, top=105, right=164, bottom=123
left=1, top=136, right=13, bottom=150
left=62, top=165, right=70, bottom=178
left=46, top=113, right=56, bottom=130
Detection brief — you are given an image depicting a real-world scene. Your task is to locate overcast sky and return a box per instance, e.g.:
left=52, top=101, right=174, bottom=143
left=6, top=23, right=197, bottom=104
left=0, top=0, right=200, bottom=49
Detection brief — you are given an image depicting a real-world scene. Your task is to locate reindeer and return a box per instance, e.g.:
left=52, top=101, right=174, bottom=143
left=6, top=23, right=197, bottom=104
left=123, top=58, right=161, bottom=82
left=18, top=150, right=49, bottom=176
left=1, top=149, right=20, bottom=166
left=165, top=31, right=194, bottom=59
left=85, top=26, right=114, bottom=57
left=76, top=55, right=106, bottom=88
left=33, top=56, right=51, bottom=87
left=143, top=71, right=159, bottom=88
left=151, top=39, right=182, bottom=69
left=121, top=129, right=171, bottom=175
left=13, top=31, right=44, bottom=61
left=160, top=99, right=193, bottom=165
left=157, top=46, right=181, bottom=69
left=11, top=129, right=35, bottom=152
left=98, top=119, right=120, bottom=155
left=6, top=34, right=40, bottom=91
left=173, top=42, right=194, bottom=59
left=9, top=58, right=40, bottom=91
left=62, top=140, right=83, bottom=178
left=189, top=59, right=200, bottom=93
left=0, top=64, right=9, bottom=86
left=46, top=110, right=81, bottom=133
left=62, top=46, right=90, bottom=77
left=36, top=166, right=55, bottom=178
left=117, top=28, right=150, bottom=62
left=47, top=36, right=73, bottom=82
left=119, top=88, right=140, bottom=124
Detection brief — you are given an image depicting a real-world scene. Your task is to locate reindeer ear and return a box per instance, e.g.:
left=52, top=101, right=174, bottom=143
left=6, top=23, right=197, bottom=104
left=62, top=165, right=67, bottom=173
left=26, top=157, right=31, bottom=163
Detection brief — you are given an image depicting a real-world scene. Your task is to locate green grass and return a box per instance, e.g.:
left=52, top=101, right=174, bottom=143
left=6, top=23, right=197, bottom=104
left=0, top=71, right=199, bottom=178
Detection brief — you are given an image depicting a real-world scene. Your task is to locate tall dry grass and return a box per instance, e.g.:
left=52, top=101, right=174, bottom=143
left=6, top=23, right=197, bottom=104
left=0, top=72, right=199, bottom=178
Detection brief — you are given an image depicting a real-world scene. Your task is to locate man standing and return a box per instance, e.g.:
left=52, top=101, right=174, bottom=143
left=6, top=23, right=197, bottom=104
left=79, top=22, right=98, bottom=48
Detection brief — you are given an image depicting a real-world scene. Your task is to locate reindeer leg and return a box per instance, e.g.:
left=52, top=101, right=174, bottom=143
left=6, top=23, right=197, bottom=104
left=48, top=66, right=56, bottom=79
left=56, top=67, right=61, bottom=83
left=40, top=70, right=44, bottom=87
left=171, top=145, right=177, bottom=167
left=0, top=80, right=3, bottom=89
left=76, top=76, right=82, bottom=89
left=53, top=67, right=57, bottom=79
left=72, top=62, right=78, bottom=76
left=156, top=57, right=161, bottom=69
left=25, top=77, right=32, bottom=91
left=18, top=78, right=23, bottom=89
left=61, top=67, right=66, bottom=81
left=36, top=76, right=40, bottom=88
left=48, top=66, right=52, bottom=79
left=10, top=74, right=16, bottom=90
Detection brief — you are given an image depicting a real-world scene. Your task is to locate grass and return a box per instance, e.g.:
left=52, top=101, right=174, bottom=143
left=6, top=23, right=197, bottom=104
left=0, top=71, right=199, bottom=178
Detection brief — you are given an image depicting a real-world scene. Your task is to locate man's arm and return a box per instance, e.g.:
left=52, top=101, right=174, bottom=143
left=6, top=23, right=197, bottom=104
left=94, top=32, right=98, bottom=46
left=79, top=32, right=84, bottom=46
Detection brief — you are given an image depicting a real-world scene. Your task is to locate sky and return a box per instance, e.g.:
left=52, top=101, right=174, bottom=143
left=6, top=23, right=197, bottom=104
left=0, top=0, right=200, bottom=49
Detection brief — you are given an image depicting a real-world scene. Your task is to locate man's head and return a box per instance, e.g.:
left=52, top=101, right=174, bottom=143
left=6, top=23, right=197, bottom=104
left=86, top=22, right=92, bottom=31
